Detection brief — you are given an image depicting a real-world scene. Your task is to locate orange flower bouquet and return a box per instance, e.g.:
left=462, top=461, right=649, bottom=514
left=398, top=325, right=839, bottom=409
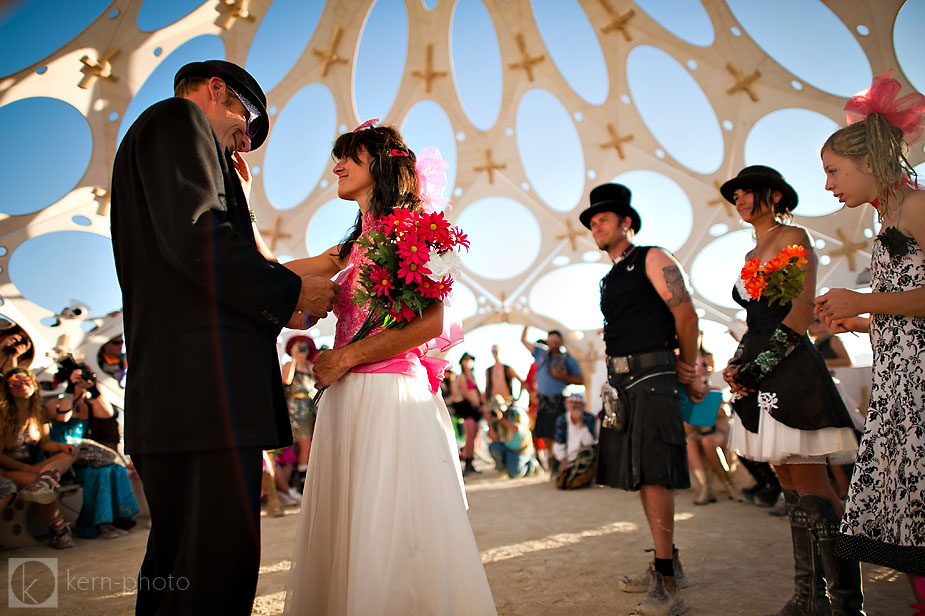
left=740, top=245, right=809, bottom=306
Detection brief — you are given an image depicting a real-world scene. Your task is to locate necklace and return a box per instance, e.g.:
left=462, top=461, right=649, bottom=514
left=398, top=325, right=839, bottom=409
left=753, top=223, right=782, bottom=242
left=612, top=243, right=635, bottom=265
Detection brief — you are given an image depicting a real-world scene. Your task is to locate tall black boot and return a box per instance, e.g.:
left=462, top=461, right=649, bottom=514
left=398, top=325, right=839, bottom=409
left=765, top=490, right=831, bottom=616
left=801, top=494, right=865, bottom=616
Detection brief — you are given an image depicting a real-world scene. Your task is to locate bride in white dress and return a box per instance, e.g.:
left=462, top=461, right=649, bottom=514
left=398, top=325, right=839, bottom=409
left=283, top=122, right=496, bottom=615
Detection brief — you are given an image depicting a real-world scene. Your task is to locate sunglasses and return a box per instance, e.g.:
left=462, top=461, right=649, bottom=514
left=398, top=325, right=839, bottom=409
left=7, top=374, right=34, bottom=385
left=296, top=345, right=309, bottom=352
left=226, top=85, right=261, bottom=138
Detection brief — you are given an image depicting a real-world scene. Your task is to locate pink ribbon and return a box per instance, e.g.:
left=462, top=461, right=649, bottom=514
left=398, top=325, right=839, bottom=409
left=351, top=348, right=451, bottom=395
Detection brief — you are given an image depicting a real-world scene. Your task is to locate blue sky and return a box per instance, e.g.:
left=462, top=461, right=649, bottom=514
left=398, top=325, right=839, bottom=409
left=0, top=0, right=921, bottom=374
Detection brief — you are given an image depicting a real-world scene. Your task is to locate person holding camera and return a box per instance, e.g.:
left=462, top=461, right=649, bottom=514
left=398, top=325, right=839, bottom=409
left=520, top=327, right=583, bottom=472
left=0, top=329, right=34, bottom=374
left=47, top=359, right=139, bottom=539
left=552, top=394, right=597, bottom=490
left=485, top=396, right=538, bottom=479
left=0, top=368, right=79, bottom=548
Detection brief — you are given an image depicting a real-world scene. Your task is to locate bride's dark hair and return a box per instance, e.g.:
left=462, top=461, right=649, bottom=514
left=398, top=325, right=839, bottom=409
left=332, top=125, right=422, bottom=261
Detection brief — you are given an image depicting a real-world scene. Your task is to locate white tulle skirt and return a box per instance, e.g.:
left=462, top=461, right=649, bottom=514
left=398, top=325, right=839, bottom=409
left=728, top=399, right=858, bottom=465
left=284, top=371, right=497, bottom=616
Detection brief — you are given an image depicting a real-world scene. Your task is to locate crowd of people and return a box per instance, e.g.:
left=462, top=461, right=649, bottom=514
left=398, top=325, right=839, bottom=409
left=2, top=59, right=921, bottom=616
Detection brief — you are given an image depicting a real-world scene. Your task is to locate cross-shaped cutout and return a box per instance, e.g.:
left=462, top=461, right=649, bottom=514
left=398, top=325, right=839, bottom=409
left=828, top=228, right=868, bottom=272
left=474, top=150, right=506, bottom=184
left=216, top=0, right=255, bottom=30
left=411, top=44, right=447, bottom=94
left=91, top=187, right=110, bottom=217
left=599, top=123, right=634, bottom=159
left=556, top=219, right=587, bottom=252
left=260, top=216, right=293, bottom=252
left=599, top=0, right=635, bottom=41
left=725, top=63, right=761, bottom=102
left=508, top=33, right=545, bottom=82
left=313, top=26, right=349, bottom=77
left=707, top=180, right=735, bottom=218
left=79, top=48, right=119, bottom=89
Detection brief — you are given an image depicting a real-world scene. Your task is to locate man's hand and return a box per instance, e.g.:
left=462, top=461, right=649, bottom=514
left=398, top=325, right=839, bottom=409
left=685, top=381, right=707, bottom=404
left=312, top=348, right=352, bottom=389
left=675, top=359, right=696, bottom=384
left=295, top=274, right=341, bottom=318
left=721, top=365, right=754, bottom=397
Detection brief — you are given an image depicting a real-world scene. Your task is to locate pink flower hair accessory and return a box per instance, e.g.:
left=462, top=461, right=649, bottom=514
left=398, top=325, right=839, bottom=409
left=353, top=118, right=379, bottom=132
left=845, top=69, right=925, bottom=143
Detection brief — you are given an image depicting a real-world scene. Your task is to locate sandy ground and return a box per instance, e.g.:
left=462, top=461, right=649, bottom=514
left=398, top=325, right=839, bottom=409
left=1, top=466, right=913, bottom=615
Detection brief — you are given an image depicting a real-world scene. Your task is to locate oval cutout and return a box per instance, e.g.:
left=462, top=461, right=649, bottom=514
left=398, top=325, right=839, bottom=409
left=2, top=97, right=92, bottom=215
left=10, top=231, right=121, bottom=315
left=529, top=263, right=612, bottom=331
left=726, top=0, right=870, bottom=97
left=531, top=0, right=608, bottom=105
left=894, top=0, right=925, bottom=94
left=744, top=108, right=839, bottom=217
left=245, top=0, right=324, bottom=93
left=610, top=170, right=692, bottom=253
left=451, top=0, right=503, bottom=130
left=0, top=0, right=110, bottom=77
left=137, top=0, right=203, bottom=32
left=354, top=0, right=409, bottom=122
left=305, top=199, right=361, bottom=256
left=635, top=0, right=714, bottom=47
left=516, top=89, right=584, bottom=212
left=118, top=35, right=225, bottom=147
left=264, top=83, right=336, bottom=210
left=456, top=197, right=541, bottom=279
left=627, top=46, right=722, bottom=174
left=690, top=230, right=755, bottom=309
left=401, top=100, right=458, bottom=204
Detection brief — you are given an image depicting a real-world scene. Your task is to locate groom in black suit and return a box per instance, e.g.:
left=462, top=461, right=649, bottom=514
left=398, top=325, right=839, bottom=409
left=110, top=60, right=338, bottom=615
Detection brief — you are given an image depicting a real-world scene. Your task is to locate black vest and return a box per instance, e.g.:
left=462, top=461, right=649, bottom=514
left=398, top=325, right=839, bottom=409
left=600, top=246, right=678, bottom=356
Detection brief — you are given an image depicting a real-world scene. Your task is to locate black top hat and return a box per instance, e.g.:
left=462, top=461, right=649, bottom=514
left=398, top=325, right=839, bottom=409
left=578, top=183, right=641, bottom=233
left=720, top=165, right=798, bottom=212
left=174, top=60, right=270, bottom=150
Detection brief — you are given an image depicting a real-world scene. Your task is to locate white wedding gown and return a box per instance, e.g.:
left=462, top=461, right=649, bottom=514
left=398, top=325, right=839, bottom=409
left=284, top=240, right=496, bottom=616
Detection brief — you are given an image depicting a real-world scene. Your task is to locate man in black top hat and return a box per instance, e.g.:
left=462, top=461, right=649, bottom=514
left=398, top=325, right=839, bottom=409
left=580, top=183, right=706, bottom=616
left=110, top=59, right=339, bottom=615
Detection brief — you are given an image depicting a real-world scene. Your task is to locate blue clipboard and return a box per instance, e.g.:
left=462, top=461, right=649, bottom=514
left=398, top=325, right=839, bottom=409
left=679, top=389, right=722, bottom=427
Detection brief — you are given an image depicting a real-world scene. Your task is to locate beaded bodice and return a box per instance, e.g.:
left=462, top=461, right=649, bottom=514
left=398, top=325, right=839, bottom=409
left=333, top=215, right=386, bottom=349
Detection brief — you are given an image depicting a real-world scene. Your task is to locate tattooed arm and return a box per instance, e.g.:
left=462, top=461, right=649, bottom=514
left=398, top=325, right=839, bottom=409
left=646, top=248, right=704, bottom=400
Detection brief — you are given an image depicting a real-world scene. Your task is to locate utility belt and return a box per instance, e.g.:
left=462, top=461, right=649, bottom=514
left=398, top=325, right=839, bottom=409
left=606, top=350, right=676, bottom=375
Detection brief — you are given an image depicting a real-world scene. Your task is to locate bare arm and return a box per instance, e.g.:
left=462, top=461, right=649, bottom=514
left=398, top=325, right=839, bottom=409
left=823, top=335, right=852, bottom=368
left=520, top=325, right=535, bottom=355
left=281, top=360, right=296, bottom=386
left=285, top=246, right=346, bottom=280
left=312, top=302, right=445, bottom=388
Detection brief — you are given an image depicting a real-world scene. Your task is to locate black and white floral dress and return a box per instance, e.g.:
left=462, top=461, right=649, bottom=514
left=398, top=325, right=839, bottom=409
left=838, top=227, right=925, bottom=575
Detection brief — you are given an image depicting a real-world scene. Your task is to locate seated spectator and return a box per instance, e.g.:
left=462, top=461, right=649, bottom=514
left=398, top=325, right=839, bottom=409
left=46, top=360, right=138, bottom=539
left=553, top=394, right=597, bottom=490
left=0, top=470, right=16, bottom=515
left=686, top=405, right=741, bottom=504
left=97, top=334, right=127, bottom=388
left=0, top=368, right=78, bottom=548
left=486, top=395, right=538, bottom=479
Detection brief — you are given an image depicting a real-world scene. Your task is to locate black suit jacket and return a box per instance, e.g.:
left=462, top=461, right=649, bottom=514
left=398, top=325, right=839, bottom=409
left=110, top=97, right=301, bottom=455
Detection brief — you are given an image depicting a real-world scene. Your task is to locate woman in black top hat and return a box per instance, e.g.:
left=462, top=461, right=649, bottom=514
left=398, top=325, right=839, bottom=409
left=720, top=166, right=861, bottom=615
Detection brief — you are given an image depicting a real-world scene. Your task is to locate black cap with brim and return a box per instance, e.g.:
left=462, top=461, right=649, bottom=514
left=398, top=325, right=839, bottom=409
left=174, top=60, right=269, bottom=150
left=578, top=183, right=641, bottom=233
left=720, top=165, right=798, bottom=212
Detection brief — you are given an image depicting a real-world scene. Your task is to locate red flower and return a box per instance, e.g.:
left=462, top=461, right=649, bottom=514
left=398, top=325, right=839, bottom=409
left=433, top=275, right=453, bottom=300
left=381, top=209, right=414, bottom=237
left=396, top=232, right=430, bottom=265
left=420, top=212, right=452, bottom=245
left=397, top=259, right=431, bottom=285
left=389, top=303, right=417, bottom=324
left=450, top=226, right=469, bottom=251
left=368, top=265, right=394, bottom=297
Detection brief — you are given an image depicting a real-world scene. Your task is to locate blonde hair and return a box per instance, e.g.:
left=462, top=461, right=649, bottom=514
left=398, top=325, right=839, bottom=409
left=822, top=112, right=918, bottom=219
